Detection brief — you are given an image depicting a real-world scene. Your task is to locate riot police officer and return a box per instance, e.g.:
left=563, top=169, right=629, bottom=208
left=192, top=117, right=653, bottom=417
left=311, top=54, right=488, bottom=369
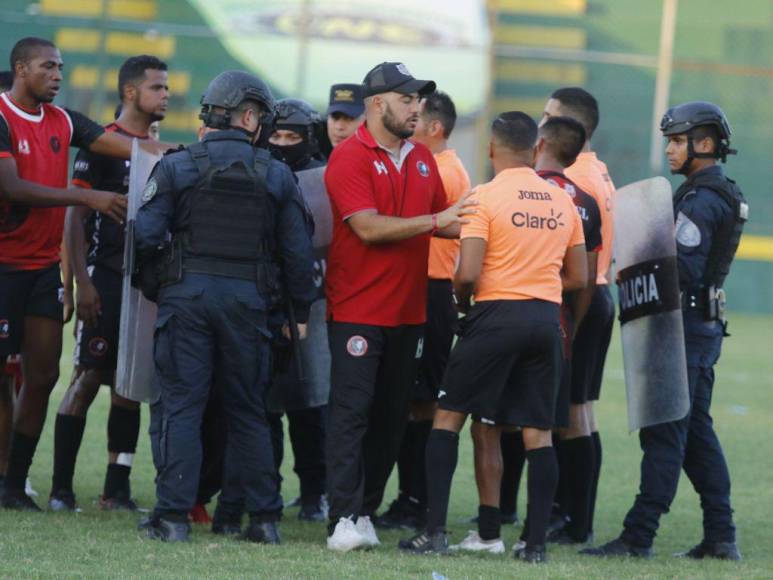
left=584, top=102, right=746, bottom=560
left=268, top=98, right=325, bottom=172
left=134, top=70, right=315, bottom=543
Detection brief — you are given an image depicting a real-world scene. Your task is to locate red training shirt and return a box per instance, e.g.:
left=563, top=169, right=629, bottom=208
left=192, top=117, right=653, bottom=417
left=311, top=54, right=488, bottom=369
left=324, top=123, right=448, bottom=326
left=0, top=92, right=104, bottom=270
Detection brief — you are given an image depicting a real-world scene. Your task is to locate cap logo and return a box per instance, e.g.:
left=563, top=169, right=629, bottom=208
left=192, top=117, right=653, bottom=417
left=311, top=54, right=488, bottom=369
left=396, top=63, right=411, bottom=76
left=334, top=89, right=355, bottom=102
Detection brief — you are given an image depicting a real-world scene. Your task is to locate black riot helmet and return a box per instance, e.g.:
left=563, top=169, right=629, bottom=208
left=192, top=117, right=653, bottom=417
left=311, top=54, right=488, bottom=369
left=269, top=98, right=323, bottom=170
left=660, top=101, right=736, bottom=173
left=199, top=70, right=275, bottom=134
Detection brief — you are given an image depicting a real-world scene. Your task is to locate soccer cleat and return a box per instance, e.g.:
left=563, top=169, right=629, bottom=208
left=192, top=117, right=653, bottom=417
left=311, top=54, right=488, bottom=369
left=580, top=537, right=653, bottom=559
left=675, top=541, right=742, bottom=561
left=298, top=495, right=328, bottom=522
left=514, top=543, right=547, bottom=563
left=2, top=488, right=42, bottom=512
left=47, top=489, right=79, bottom=512
left=327, top=517, right=368, bottom=552
left=146, top=517, right=191, bottom=542
left=100, top=494, right=139, bottom=512
left=450, top=530, right=505, bottom=554
left=244, top=521, right=281, bottom=544
left=374, top=496, right=425, bottom=530
left=398, top=530, right=449, bottom=555
left=355, top=515, right=381, bottom=547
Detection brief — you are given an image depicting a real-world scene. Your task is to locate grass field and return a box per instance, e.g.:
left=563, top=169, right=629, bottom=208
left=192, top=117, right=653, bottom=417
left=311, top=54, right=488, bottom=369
left=0, top=313, right=771, bottom=578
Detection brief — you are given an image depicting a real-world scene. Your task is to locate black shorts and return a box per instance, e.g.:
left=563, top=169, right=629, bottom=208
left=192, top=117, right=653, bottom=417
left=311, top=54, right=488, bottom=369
left=572, top=285, right=615, bottom=402
left=440, top=300, right=563, bottom=430
left=414, top=279, right=458, bottom=402
left=0, top=264, right=63, bottom=357
left=74, top=267, right=123, bottom=371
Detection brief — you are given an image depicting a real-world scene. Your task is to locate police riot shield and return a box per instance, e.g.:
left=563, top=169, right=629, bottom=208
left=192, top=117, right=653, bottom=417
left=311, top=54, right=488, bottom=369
left=115, top=139, right=161, bottom=403
left=268, top=166, right=332, bottom=412
left=614, top=176, right=689, bottom=432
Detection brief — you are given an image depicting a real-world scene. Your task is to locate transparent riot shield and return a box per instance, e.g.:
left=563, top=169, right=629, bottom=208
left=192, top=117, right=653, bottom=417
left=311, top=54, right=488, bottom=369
left=115, top=139, right=161, bottom=403
left=614, top=177, right=689, bottom=431
left=296, top=166, right=332, bottom=297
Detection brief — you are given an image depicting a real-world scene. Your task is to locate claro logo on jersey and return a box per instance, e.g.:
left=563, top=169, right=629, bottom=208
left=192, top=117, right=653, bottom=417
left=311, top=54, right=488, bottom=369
left=511, top=209, right=564, bottom=230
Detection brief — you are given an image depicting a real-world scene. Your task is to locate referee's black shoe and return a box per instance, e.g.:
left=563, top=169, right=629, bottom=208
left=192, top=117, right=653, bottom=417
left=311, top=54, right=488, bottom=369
left=675, top=541, right=742, bottom=561
left=375, top=496, right=425, bottom=530
left=1, top=488, right=42, bottom=512
left=244, top=521, right=281, bottom=545
left=580, top=536, right=653, bottom=559
left=398, top=530, right=449, bottom=554
left=146, top=517, right=191, bottom=542
left=514, top=543, right=547, bottom=563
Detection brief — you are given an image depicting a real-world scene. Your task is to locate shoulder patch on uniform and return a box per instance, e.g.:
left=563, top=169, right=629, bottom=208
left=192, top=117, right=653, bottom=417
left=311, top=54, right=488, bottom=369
left=675, top=211, right=701, bottom=247
left=141, top=178, right=158, bottom=204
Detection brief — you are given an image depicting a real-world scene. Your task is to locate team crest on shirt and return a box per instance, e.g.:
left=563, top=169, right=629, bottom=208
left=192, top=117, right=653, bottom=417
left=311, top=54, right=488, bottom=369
left=88, top=337, right=108, bottom=357
left=141, top=178, right=158, bottom=204
left=50, top=136, right=61, bottom=153
left=346, top=335, right=368, bottom=357
left=17, top=139, right=30, bottom=155
left=416, top=161, right=430, bottom=177
left=0, top=319, right=9, bottom=339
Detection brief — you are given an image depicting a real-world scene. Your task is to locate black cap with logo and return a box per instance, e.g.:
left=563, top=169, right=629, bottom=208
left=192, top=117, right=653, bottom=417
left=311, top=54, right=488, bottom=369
left=327, top=83, right=365, bottom=118
left=361, top=62, right=436, bottom=98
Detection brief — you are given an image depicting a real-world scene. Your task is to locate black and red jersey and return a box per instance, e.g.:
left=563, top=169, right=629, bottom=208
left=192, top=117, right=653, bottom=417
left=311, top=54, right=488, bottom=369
left=72, top=123, right=147, bottom=274
left=0, top=91, right=104, bottom=270
left=538, top=169, right=602, bottom=254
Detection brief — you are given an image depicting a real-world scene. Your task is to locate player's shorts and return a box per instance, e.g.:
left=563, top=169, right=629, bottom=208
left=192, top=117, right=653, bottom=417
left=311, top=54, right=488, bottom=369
left=440, top=299, right=562, bottom=429
left=74, top=266, right=122, bottom=371
left=0, top=264, right=63, bottom=357
left=572, top=285, right=615, bottom=402
left=414, top=279, right=458, bottom=402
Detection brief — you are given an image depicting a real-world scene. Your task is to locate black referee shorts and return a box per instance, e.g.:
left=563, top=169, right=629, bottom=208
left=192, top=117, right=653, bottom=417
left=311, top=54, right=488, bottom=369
left=440, top=300, right=563, bottom=430
left=414, top=278, right=457, bottom=402
left=0, top=264, right=63, bottom=358
left=74, top=266, right=123, bottom=372
left=572, top=285, right=615, bottom=402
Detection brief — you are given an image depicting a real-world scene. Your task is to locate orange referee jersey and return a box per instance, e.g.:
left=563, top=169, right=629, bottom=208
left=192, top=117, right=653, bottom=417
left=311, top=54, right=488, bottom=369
left=428, top=149, right=471, bottom=280
left=566, top=151, right=616, bottom=284
left=461, top=166, right=585, bottom=305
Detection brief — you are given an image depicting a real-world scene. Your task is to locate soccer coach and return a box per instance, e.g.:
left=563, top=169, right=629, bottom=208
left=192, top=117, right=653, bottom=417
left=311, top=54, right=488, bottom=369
left=323, top=62, right=474, bottom=551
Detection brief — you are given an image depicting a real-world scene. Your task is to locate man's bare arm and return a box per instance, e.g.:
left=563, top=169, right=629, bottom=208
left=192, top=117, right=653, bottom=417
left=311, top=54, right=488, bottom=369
left=87, top=130, right=173, bottom=159
left=570, top=252, right=598, bottom=332
left=0, top=158, right=127, bottom=222
left=453, top=237, right=486, bottom=313
left=561, top=244, right=588, bottom=292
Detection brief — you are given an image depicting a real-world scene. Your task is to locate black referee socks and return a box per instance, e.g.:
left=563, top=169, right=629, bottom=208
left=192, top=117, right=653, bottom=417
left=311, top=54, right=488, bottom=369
left=6, top=431, right=40, bottom=491
left=500, top=430, right=525, bottom=517
left=589, top=431, right=603, bottom=533
left=560, top=435, right=596, bottom=541
left=478, top=504, right=501, bottom=540
left=51, top=414, right=86, bottom=493
left=526, top=446, right=558, bottom=548
left=425, top=428, right=459, bottom=534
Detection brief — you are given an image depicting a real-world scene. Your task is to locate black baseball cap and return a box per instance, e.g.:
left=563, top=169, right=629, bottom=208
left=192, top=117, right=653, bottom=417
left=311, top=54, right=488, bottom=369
left=327, top=83, right=365, bottom=118
left=361, top=62, right=436, bottom=98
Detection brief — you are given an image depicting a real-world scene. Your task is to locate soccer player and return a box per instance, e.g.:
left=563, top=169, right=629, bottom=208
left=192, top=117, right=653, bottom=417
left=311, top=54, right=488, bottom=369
left=49, top=55, right=169, bottom=511
left=542, top=88, right=615, bottom=536
left=0, top=37, right=162, bottom=510
left=376, top=90, right=471, bottom=530
left=399, top=112, right=586, bottom=563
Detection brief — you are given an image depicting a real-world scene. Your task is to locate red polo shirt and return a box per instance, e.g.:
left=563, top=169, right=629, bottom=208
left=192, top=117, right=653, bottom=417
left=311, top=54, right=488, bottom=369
left=324, top=123, right=448, bottom=326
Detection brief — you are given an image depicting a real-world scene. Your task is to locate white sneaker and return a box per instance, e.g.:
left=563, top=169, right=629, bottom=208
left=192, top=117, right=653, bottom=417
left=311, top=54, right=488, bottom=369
left=355, top=515, right=381, bottom=547
left=450, top=530, right=505, bottom=554
left=327, top=517, right=368, bottom=552
left=25, top=478, right=38, bottom=498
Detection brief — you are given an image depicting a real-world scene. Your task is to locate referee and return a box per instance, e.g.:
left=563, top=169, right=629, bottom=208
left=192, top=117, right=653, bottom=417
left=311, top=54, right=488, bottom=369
left=323, top=62, right=474, bottom=551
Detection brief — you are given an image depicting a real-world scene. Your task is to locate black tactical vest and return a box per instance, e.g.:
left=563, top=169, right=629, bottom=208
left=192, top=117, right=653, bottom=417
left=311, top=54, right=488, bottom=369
left=183, top=143, right=272, bottom=267
left=674, top=170, right=748, bottom=289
